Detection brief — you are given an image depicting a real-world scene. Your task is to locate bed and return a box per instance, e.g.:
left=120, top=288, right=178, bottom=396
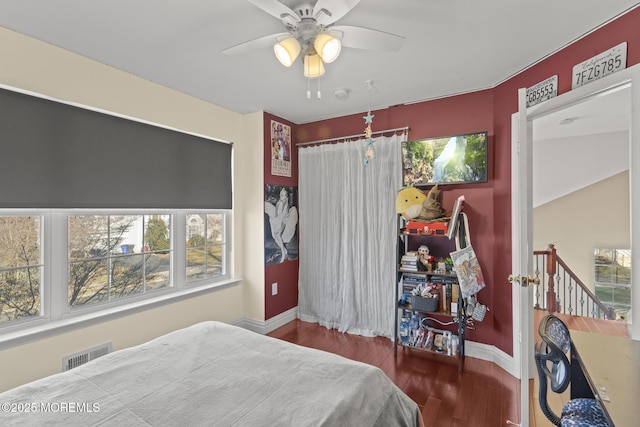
left=0, top=321, right=422, bottom=426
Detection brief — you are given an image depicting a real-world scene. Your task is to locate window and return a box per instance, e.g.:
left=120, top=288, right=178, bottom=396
left=68, top=214, right=171, bottom=307
left=186, top=213, right=227, bottom=282
left=593, top=248, right=631, bottom=322
left=0, top=86, right=234, bottom=337
left=0, top=210, right=230, bottom=330
left=0, top=215, right=42, bottom=323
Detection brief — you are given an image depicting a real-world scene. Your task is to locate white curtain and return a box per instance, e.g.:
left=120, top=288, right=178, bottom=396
left=298, top=133, right=406, bottom=337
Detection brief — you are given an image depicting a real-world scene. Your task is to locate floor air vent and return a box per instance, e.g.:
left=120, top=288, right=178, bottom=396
left=62, top=342, right=113, bottom=371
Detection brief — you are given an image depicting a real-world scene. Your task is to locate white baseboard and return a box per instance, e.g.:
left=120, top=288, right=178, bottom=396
left=465, top=340, right=516, bottom=377
left=233, top=307, right=298, bottom=335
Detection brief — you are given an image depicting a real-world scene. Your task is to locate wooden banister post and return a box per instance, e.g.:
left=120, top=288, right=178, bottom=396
left=546, top=244, right=557, bottom=312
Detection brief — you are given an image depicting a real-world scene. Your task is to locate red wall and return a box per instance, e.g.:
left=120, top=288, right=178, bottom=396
left=266, top=6, right=640, bottom=354
left=489, top=6, right=640, bottom=354
left=263, top=112, right=299, bottom=320
left=296, top=90, right=501, bottom=350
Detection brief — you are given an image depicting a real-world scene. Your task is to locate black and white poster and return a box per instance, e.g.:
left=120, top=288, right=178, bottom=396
left=264, top=184, right=298, bottom=264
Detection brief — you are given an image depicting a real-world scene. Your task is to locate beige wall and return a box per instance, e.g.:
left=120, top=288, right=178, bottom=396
left=239, top=111, right=266, bottom=321
left=0, top=27, right=265, bottom=391
left=533, top=171, right=630, bottom=290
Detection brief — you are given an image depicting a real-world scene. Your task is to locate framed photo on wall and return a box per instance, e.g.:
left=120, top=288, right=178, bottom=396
left=264, top=185, right=298, bottom=264
left=271, top=120, right=291, bottom=177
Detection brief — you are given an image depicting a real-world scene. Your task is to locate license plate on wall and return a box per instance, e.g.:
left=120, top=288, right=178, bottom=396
left=572, top=42, right=627, bottom=89
left=526, top=75, right=557, bottom=107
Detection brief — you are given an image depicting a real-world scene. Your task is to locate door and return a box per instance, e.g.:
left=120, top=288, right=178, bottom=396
left=512, top=64, right=640, bottom=426
left=511, top=88, right=534, bottom=425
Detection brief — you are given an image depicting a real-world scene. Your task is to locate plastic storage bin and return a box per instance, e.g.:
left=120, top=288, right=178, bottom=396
left=411, top=295, right=439, bottom=312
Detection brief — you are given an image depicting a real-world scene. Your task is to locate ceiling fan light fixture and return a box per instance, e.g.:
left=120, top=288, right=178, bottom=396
left=314, top=33, right=341, bottom=63
left=274, top=37, right=301, bottom=67
left=304, top=53, right=325, bottom=78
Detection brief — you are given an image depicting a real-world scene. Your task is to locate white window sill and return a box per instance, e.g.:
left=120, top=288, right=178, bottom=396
left=0, top=278, right=242, bottom=350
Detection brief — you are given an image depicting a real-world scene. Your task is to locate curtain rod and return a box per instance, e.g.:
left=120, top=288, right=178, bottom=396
left=297, top=126, right=409, bottom=147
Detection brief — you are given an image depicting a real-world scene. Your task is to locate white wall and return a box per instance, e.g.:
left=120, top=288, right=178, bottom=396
left=533, top=171, right=630, bottom=291
left=533, top=128, right=630, bottom=293
left=0, top=26, right=265, bottom=391
left=533, top=131, right=628, bottom=207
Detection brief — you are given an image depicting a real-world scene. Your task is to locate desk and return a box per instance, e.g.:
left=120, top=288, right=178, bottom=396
left=570, top=330, right=640, bottom=427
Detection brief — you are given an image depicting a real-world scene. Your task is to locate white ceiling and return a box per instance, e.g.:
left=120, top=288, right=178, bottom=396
left=532, top=82, right=631, bottom=207
left=0, top=0, right=639, bottom=125
left=533, top=84, right=631, bottom=141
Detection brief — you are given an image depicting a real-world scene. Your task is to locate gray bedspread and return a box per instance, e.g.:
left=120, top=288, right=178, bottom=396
left=0, top=321, right=421, bottom=426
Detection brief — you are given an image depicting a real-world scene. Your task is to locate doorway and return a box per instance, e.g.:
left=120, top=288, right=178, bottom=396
left=511, top=63, right=640, bottom=425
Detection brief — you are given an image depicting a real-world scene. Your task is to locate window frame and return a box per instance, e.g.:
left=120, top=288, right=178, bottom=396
left=65, top=211, right=177, bottom=315
left=593, top=247, right=632, bottom=321
left=185, top=212, right=229, bottom=284
left=0, top=211, right=45, bottom=328
left=0, top=208, right=237, bottom=348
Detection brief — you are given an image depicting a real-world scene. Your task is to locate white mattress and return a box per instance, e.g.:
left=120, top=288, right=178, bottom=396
left=0, top=321, right=421, bottom=426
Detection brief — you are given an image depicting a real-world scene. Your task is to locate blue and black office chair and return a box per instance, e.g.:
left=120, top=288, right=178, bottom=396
left=535, top=314, right=608, bottom=426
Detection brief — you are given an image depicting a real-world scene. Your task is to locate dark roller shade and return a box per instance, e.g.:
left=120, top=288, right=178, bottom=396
left=0, top=87, right=232, bottom=209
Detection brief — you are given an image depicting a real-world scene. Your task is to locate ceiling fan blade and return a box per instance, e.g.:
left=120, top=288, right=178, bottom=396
left=332, top=25, right=405, bottom=51
left=221, top=32, right=288, bottom=55
left=249, top=0, right=301, bottom=23
left=313, top=0, right=360, bottom=26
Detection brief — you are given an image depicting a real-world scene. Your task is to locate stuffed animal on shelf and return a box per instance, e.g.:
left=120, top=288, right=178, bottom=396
left=395, top=185, right=443, bottom=221
left=417, top=245, right=434, bottom=272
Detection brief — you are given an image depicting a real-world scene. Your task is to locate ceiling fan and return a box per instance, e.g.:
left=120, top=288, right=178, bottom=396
left=222, top=0, right=405, bottom=78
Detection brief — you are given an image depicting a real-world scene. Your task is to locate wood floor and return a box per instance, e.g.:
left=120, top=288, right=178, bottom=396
left=268, top=319, right=520, bottom=426
left=268, top=313, right=630, bottom=427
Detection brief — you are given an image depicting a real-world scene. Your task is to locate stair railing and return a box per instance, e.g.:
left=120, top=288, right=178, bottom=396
left=533, top=244, right=614, bottom=320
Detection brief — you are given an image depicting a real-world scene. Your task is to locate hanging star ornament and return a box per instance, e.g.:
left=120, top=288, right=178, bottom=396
left=363, top=81, right=375, bottom=165
left=363, top=114, right=375, bottom=165
left=363, top=125, right=374, bottom=165
left=363, top=112, right=374, bottom=124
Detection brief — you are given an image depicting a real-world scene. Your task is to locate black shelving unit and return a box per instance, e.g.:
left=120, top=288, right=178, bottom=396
left=393, top=214, right=469, bottom=372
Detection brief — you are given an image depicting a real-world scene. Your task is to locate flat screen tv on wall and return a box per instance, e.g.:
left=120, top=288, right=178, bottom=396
left=401, top=131, right=488, bottom=186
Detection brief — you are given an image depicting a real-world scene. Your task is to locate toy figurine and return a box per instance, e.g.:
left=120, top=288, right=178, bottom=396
left=417, top=245, right=434, bottom=272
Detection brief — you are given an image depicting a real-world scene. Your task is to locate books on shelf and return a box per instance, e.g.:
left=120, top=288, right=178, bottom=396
left=402, top=251, right=419, bottom=261
left=402, top=273, right=426, bottom=283
left=402, top=280, right=419, bottom=287
left=438, top=284, right=447, bottom=312
left=400, top=251, right=419, bottom=271
left=432, top=282, right=458, bottom=313
left=401, top=273, right=425, bottom=296
left=452, top=283, right=460, bottom=305
left=399, top=266, right=460, bottom=314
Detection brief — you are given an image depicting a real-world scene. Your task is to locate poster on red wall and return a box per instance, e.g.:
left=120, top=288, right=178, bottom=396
left=265, top=184, right=298, bottom=264
left=271, top=120, right=291, bottom=177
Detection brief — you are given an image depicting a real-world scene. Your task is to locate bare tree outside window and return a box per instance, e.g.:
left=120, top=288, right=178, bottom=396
left=68, top=215, right=171, bottom=307
left=0, top=216, right=41, bottom=323
left=0, top=210, right=227, bottom=330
